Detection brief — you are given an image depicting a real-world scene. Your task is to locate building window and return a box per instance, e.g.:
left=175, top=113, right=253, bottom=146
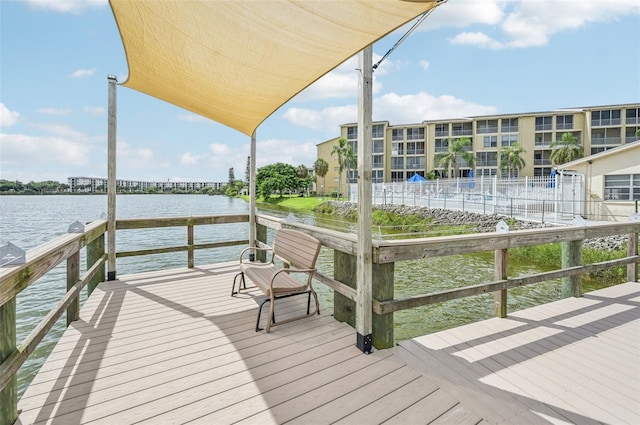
left=477, top=119, right=498, bottom=134
left=373, top=139, right=384, bottom=154
left=391, top=157, right=404, bottom=170
left=407, top=127, right=425, bottom=140
left=391, top=171, right=405, bottom=182
left=373, top=170, right=384, bottom=183
left=626, top=127, right=640, bottom=143
left=534, top=151, right=551, bottom=166
left=452, top=122, right=472, bottom=136
left=406, top=156, right=425, bottom=170
left=535, top=116, right=552, bottom=131
left=605, top=174, right=640, bottom=200
left=435, top=138, right=449, bottom=152
left=392, top=142, right=404, bottom=155
left=476, top=168, right=497, bottom=177
left=535, top=132, right=552, bottom=146
left=372, top=155, right=384, bottom=169
left=591, top=128, right=621, bottom=146
left=626, top=108, right=640, bottom=125
left=501, top=118, right=518, bottom=133
left=592, top=109, right=621, bottom=126
left=483, top=135, right=497, bottom=148
left=556, top=115, right=573, bottom=130
left=406, top=142, right=425, bottom=155
left=435, top=124, right=448, bottom=137
left=347, top=126, right=357, bottom=140
left=392, top=128, right=404, bottom=141
left=372, top=124, right=384, bottom=138
left=501, top=134, right=518, bottom=147
left=476, top=152, right=497, bottom=167
left=348, top=141, right=357, bottom=153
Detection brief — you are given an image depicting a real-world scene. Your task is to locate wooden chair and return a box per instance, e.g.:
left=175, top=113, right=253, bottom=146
left=231, top=229, right=322, bottom=332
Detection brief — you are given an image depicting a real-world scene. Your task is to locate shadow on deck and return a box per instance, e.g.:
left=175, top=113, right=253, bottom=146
left=15, top=263, right=639, bottom=424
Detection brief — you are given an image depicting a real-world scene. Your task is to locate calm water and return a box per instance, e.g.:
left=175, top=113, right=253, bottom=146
left=0, top=194, right=621, bottom=397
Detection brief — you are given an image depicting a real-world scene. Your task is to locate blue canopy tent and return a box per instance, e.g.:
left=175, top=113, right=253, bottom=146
left=407, top=173, right=427, bottom=183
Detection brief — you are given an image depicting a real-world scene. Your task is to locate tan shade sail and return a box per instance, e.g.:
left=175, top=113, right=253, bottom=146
left=109, top=0, right=441, bottom=136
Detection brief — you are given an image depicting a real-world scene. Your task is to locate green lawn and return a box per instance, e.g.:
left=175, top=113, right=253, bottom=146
left=240, top=195, right=329, bottom=212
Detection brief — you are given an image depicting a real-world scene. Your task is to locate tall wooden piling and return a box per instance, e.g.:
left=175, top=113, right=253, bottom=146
left=333, top=251, right=356, bottom=328
left=562, top=240, right=582, bottom=297
left=494, top=248, right=508, bottom=318
left=372, top=262, right=394, bottom=349
left=86, top=233, right=105, bottom=295
left=66, top=251, right=80, bottom=326
left=628, top=232, right=638, bottom=282
left=0, top=298, right=17, bottom=425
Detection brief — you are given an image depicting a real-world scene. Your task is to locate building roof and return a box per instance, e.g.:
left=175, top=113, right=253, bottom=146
left=557, top=140, right=640, bottom=170
left=108, top=0, right=442, bottom=137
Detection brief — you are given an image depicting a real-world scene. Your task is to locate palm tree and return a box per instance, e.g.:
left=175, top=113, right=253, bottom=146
left=313, top=158, right=329, bottom=197
left=550, top=133, right=583, bottom=165
left=498, top=144, right=526, bottom=178
left=434, top=137, right=475, bottom=178
left=331, top=137, right=356, bottom=198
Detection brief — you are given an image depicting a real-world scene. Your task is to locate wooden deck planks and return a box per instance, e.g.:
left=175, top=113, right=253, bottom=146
left=399, top=281, right=640, bottom=425
left=15, top=262, right=639, bottom=425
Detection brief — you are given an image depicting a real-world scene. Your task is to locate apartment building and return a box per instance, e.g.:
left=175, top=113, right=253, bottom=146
left=316, top=103, right=640, bottom=195
left=67, top=177, right=225, bottom=193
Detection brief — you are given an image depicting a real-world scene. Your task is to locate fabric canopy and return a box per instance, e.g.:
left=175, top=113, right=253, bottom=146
left=109, top=0, right=442, bottom=136
left=407, top=173, right=427, bottom=182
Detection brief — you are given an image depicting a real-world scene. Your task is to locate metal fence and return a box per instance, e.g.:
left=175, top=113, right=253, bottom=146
left=348, top=173, right=593, bottom=223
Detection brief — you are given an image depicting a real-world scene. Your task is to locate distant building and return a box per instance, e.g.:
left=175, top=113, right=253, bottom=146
left=556, top=140, right=640, bottom=221
left=316, top=103, right=640, bottom=196
left=67, top=177, right=225, bottom=193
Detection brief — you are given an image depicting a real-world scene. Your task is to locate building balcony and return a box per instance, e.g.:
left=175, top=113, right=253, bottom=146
left=535, top=124, right=553, bottom=131
left=591, top=137, right=621, bottom=146
left=477, top=127, right=498, bottom=134
left=452, top=129, right=473, bottom=136
left=592, top=118, right=621, bottom=126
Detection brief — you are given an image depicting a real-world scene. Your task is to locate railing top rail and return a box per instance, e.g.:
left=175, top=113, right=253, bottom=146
left=0, top=220, right=107, bottom=307
left=116, top=213, right=249, bottom=229
left=375, top=221, right=640, bottom=263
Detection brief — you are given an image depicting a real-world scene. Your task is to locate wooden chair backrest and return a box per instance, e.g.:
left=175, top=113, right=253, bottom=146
left=272, top=229, right=321, bottom=270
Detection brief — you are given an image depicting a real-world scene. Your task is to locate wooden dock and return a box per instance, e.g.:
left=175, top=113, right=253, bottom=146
left=15, top=263, right=639, bottom=424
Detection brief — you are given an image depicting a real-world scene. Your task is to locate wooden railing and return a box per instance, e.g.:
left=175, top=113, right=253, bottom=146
left=1, top=212, right=638, bottom=425
left=0, top=213, right=248, bottom=425
left=0, top=219, right=107, bottom=424
left=256, top=214, right=640, bottom=350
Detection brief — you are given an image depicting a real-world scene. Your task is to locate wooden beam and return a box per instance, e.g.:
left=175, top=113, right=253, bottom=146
left=562, top=240, right=582, bottom=298
left=355, top=45, right=373, bottom=353
left=494, top=249, right=508, bottom=318
left=107, top=75, right=117, bottom=280
left=628, top=232, right=638, bottom=282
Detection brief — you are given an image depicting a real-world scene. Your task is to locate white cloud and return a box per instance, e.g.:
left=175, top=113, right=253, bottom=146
left=283, top=105, right=357, bottom=132
left=24, top=0, right=107, bottom=14
left=283, top=92, right=496, bottom=131
left=255, top=139, right=317, bottom=169
left=38, top=107, right=72, bottom=116
left=0, top=103, right=20, bottom=127
left=0, top=133, right=91, bottom=166
left=116, top=141, right=170, bottom=172
left=70, top=68, right=96, bottom=78
left=420, top=0, right=505, bottom=30
left=444, top=0, right=640, bottom=50
left=419, top=60, right=430, bottom=71
left=375, top=92, right=497, bottom=123
left=83, top=106, right=105, bottom=116
left=33, top=123, right=86, bottom=139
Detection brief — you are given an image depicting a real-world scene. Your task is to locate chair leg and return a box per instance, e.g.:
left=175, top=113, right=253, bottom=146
left=231, top=272, right=244, bottom=296
left=265, top=295, right=276, bottom=333
left=255, top=298, right=269, bottom=332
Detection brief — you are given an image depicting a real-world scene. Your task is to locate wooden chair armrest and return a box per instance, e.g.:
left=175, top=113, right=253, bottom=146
left=239, top=246, right=274, bottom=264
left=269, top=267, right=317, bottom=288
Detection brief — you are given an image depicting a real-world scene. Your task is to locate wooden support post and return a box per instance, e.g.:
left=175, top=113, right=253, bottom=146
left=67, top=251, right=80, bottom=326
left=355, top=45, right=373, bottom=354
left=372, top=262, right=394, bottom=349
left=107, top=75, right=118, bottom=281
left=494, top=248, right=508, bottom=318
left=256, top=224, right=267, bottom=263
left=628, top=232, right=638, bottom=282
left=562, top=240, right=582, bottom=297
left=187, top=221, right=194, bottom=268
left=249, top=132, right=257, bottom=260
left=333, top=250, right=356, bottom=328
left=0, top=298, right=17, bottom=425
left=86, top=233, right=105, bottom=295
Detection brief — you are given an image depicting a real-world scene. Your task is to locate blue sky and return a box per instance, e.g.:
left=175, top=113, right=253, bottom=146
left=1, top=0, right=639, bottom=184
